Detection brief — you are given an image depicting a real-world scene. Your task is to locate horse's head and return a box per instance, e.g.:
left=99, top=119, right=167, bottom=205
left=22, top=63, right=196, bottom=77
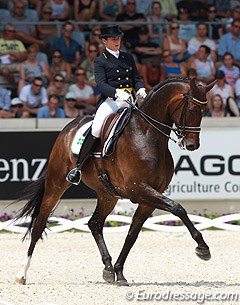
left=171, top=78, right=216, bottom=151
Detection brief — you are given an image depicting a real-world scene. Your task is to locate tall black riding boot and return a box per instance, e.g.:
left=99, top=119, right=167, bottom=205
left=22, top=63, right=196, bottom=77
left=66, top=131, right=98, bottom=185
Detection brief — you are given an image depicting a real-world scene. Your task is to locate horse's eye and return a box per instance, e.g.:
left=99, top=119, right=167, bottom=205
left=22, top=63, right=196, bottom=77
left=189, top=109, right=198, bottom=115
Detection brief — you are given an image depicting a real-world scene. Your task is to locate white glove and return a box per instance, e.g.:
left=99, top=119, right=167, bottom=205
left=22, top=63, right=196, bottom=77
left=115, top=89, right=132, bottom=102
left=136, top=88, right=147, bottom=99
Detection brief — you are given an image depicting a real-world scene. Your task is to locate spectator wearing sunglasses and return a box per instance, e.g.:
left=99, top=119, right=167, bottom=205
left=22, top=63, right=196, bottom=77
left=161, top=49, right=187, bottom=79
left=18, top=44, right=50, bottom=94
left=49, top=50, right=71, bottom=84
left=47, top=73, right=68, bottom=108
left=2, top=0, right=43, bottom=46
left=10, top=97, right=25, bottom=118
left=177, top=7, right=196, bottom=43
left=64, top=91, right=80, bottom=118
left=0, top=97, right=25, bottom=118
left=81, top=42, right=100, bottom=96
left=163, top=22, right=190, bottom=63
left=37, top=4, right=57, bottom=51
left=223, top=5, right=240, bottom=31
left=52, top=22, right=81, bottom=72
left=19, top=76, right=48, bottom=117
left=68, top=67, right=97, bottom=115
left=0, top=23, right=27, bottom=87
left=204, top=5, right=223, bottom=43
left=218, top=19, right=240, bottom=66
left=84, top=26, right=105, bottom=57
left=45, top=0, right=70, bottom=21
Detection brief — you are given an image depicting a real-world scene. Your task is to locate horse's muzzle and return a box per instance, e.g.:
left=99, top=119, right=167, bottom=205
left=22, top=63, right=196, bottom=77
left=178, top=137, right=199, bottom=151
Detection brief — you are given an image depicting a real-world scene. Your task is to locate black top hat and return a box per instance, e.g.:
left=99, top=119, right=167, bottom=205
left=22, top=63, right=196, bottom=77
left=99, top=25, right=124, bottom=38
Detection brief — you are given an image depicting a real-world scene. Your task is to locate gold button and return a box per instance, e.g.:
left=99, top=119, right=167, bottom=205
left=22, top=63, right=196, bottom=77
left=118, top=77, right=121, bottom=80
left=120, top=84, right=123, bottom=87
left=126, top=84, right=129, bottom=87
left=116, top=69, right=120, bottom=72
left=126, top=69, right=129, bottom=72
left=126, top=77, right=129, bottom=80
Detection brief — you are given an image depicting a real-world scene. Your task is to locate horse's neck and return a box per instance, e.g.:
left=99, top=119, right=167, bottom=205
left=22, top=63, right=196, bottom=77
left=141, top=93, right=171, bottom=126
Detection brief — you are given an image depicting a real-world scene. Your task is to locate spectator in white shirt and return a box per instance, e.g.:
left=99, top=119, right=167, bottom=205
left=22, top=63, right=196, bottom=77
left=19, top=76, right=48, bottom=117
left=187, top=22, right=217, bottom=62
left=208, top=70, right=239, bottom=116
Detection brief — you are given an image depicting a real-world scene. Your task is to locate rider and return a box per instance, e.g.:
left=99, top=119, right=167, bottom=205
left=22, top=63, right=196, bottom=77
left=66, top=25, right=147, bottom=185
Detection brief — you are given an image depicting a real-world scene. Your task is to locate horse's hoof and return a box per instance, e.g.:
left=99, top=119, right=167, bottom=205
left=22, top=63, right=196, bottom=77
left=14, top=277, right=26, bottom=285
left=102, top=269, right=115, bottom=283
left=195, top=247, right=211, bottom=261
left=115, top=279, right=129, bottom=286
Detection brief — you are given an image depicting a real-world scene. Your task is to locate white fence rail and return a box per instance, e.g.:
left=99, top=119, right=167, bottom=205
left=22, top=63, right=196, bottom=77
left=1, top=214, right=240, bottom=233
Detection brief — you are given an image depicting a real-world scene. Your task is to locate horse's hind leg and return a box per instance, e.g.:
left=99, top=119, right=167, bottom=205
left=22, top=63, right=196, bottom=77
left=15, top=173, right=70, bottom=285
left=136, top=184, right=211, bottom=260
left=88, top=195, right=118, bottom=283
left=114, top=204, right=155, bottom=285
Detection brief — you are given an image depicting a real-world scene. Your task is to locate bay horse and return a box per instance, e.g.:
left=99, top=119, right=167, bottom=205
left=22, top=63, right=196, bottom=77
left=15, top=77, right=216, bottom=286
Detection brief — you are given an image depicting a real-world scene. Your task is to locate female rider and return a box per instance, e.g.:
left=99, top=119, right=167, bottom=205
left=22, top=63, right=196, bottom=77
left=66, top=25, right=147, bottom=184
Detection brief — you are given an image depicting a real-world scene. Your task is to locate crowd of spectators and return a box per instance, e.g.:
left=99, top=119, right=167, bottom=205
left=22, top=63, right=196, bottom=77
left=0, top=0, right=240, bottom=119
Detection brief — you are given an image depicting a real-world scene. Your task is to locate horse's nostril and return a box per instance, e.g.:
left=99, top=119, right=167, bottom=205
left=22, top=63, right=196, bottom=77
left=186, top=144, right=196, bottom=151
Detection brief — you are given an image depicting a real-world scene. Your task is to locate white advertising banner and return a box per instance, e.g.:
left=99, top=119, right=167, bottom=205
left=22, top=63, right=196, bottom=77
left=165, top=129, right=240, bottom=200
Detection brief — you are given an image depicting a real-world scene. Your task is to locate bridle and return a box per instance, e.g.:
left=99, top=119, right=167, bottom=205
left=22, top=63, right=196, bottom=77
left=128, top=89, right=207, bottom=144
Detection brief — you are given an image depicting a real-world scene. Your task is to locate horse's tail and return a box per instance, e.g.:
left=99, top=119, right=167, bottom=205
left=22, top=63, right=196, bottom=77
left=14, top=168, right=47, bottom=239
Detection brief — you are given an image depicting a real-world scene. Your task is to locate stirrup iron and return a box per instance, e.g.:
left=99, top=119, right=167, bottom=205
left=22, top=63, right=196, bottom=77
left=66, top=167, right=82, bottom=185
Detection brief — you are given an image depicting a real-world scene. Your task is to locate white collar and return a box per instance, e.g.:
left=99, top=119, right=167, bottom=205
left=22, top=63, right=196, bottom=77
left=106, top=48, right=119, bottom=58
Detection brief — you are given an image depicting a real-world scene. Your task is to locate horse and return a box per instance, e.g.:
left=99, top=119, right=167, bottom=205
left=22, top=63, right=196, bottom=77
left=14, top=77, right=216, bottom=286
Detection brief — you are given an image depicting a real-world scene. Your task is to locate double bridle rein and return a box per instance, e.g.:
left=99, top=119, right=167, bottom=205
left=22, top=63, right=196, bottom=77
left=129, top=89, right=208, bottom=144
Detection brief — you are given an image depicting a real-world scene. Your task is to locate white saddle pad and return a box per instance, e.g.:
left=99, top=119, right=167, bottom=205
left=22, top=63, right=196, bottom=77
left=71, top=120, right=93, bottom=155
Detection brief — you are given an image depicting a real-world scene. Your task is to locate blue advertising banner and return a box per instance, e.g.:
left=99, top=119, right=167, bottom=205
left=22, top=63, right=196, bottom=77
left=0, top=131, right=96, bottom=200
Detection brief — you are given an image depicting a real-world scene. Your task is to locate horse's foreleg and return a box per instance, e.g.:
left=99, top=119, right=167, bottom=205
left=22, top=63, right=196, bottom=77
left=161, top=196, right=211, bottom=260
left=114, top=205, right=155, bottom=285
left=136, top=184, right=211, bottom=260
left=88, top=196, right=118, bottom=283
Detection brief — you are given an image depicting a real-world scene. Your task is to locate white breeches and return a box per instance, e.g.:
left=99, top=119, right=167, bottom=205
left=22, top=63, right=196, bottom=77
left=91, top=97, right=131, bottom=138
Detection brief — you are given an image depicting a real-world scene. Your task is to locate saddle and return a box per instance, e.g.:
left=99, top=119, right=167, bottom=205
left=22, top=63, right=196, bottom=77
left=100, top=107, right=132, bottom=157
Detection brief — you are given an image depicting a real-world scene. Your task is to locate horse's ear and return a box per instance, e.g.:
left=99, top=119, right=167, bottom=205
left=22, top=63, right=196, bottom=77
left=205, top=79, right=217, bottom=93
left=189, top=77, right=197, bottom=89
left=189, top=77, right=200, bottom=95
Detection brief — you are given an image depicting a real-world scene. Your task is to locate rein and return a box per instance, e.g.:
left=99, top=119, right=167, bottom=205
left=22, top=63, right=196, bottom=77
left=127, top=90, right=207, bottom=144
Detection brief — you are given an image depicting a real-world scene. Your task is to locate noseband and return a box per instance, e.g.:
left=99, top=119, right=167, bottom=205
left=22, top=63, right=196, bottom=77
left=128, top=89, right=207, bottom=144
